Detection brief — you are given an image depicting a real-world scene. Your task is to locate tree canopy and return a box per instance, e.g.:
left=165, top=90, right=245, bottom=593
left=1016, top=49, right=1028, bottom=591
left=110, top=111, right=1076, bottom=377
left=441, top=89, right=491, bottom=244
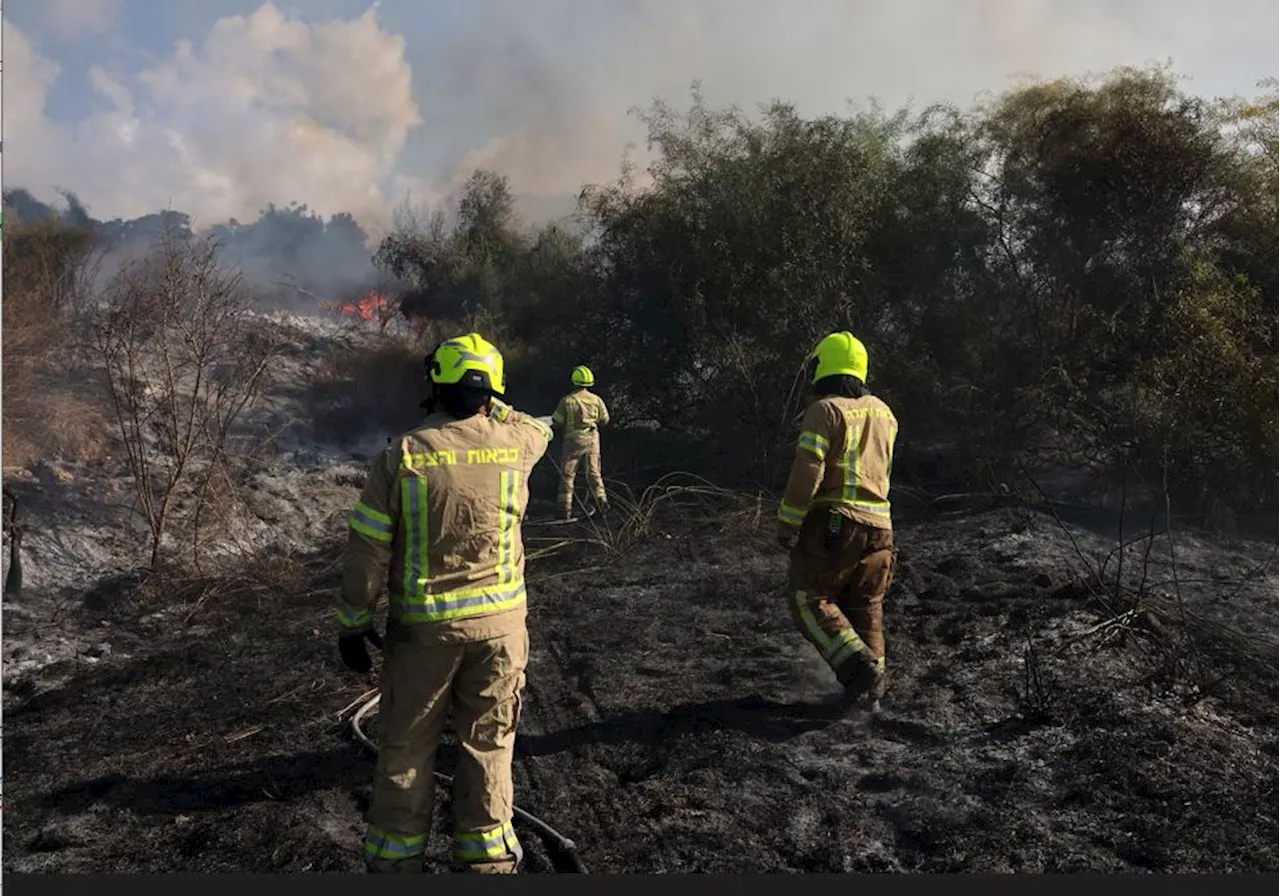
left=372, top=67, right=1278, bottom=517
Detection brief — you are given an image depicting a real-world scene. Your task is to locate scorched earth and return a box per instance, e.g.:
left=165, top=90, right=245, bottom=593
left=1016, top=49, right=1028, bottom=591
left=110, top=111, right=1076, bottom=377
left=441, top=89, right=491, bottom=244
left=2, top=313, right=1276, bottom=874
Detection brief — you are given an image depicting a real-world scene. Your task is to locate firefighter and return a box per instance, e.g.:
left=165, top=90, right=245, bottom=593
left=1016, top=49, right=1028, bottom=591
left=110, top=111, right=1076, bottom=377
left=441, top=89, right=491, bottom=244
left=551, top=365, right=610, bottom=520
left=777, top=331, right=899, bottom=714
left=334, top=332, right=553, bottom=874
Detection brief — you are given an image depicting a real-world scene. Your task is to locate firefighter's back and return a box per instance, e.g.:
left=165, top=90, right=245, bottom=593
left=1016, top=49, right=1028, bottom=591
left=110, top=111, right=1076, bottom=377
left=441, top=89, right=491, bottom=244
left=388, top=409, right=550, bottom=645
left=555, top=388, right=608, bottom=438
left=811, top=393, right=898, bottom=529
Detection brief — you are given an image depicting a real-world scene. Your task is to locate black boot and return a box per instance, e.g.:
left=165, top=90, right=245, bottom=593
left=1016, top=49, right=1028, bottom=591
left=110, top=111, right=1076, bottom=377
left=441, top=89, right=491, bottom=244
left=839, top=660, right=886, bottom=716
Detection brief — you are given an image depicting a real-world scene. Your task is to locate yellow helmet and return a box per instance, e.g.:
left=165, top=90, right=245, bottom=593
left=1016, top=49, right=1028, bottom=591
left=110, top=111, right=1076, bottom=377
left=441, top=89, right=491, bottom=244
left=428, top=333, right=505, bottom=395
left=808, top=331, right=868, bottom=383
left=571, top=365, right=595, bottom=387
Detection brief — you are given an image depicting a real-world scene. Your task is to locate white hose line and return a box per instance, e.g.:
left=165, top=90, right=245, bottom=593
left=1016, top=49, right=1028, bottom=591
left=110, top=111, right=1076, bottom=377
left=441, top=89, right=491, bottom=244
left=349, top=691, right=581, bottom=856
left=522, top=436, right=609, bottom=527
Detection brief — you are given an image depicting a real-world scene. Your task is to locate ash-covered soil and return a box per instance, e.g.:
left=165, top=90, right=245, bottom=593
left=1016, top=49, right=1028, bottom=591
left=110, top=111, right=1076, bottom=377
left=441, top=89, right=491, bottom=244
left=3, top=311, right=1276, bottom=873
left=3, top=497, right=1276, bottom=873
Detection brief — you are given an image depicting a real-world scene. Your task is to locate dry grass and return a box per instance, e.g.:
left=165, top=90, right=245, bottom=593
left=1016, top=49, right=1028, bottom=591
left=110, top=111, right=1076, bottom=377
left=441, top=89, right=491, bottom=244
left=2, top=294, right=108, bottom=468
left=535, top=468, right=774, bottom=562
left=129, top=540, right=315, bottom=624
left=3, top=269, right=57, bottom=467
left=2, top=384, right=111, bottom=469
left=2, top=216, right=108, bottom=469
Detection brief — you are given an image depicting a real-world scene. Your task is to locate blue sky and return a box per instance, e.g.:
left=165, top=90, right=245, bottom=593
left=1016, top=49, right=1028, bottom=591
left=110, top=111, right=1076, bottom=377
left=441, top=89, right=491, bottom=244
left=4, top=0, right=491, bottom=220
left=6, top=1, right=466, bottom=118
left=3, top=0, right=1276, bottom=231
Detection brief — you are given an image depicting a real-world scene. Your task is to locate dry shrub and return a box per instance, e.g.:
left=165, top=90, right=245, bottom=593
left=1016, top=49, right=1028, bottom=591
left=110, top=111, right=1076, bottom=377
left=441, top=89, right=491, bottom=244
left=308, top=332, right=428, bottom=444
left=133, top=541, right=312, bottom=623
left=186, top=457, right=244, bottom=566
left=92, top=226, right=281, bottom=569
left=238, top=542, right=309, bottom=596
left=2, top=218, right=105, bottom=467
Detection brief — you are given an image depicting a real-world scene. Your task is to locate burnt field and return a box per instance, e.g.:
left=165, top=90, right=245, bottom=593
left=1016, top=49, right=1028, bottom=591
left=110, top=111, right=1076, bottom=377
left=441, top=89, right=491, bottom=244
left=3, top=496, right=1276, bottom=874
left=4, top=49, right=1278, bottom=877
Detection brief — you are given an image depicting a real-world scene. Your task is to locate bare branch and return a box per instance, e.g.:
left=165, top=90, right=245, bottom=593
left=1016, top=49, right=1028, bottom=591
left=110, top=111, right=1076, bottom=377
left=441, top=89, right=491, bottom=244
left=90, top=223, right=284, bottom=569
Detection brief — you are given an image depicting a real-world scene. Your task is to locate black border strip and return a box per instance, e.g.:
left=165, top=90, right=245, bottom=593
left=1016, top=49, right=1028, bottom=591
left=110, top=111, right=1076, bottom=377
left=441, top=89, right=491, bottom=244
left=4, top=874, right=1279, bottom=895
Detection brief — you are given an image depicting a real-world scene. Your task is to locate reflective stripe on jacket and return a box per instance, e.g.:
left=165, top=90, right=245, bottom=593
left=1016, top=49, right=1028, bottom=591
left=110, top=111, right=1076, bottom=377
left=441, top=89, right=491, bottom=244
left=778, top=394, right=898, bottom=533
left=336, top=400, right=552, bottom=642
left=552, top=389, right=609, bottom=437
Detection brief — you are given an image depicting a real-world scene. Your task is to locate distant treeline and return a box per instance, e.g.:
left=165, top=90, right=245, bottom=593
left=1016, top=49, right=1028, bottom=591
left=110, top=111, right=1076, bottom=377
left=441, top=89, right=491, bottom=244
left=1, top=190, right=379, bottom=308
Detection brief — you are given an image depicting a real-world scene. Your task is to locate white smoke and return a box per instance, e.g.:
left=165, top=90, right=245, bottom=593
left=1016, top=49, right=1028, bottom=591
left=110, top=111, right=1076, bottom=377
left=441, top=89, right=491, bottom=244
left=3, top=0, right=1275, bottom=231
left=403, top=0, right=1276, bottom=206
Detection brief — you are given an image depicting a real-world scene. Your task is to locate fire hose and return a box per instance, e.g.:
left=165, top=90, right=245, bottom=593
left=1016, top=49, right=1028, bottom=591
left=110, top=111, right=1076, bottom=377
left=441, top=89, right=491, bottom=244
left=348, top=691, right=589, bottom=873
left=522, top=420, right=611, bottom=527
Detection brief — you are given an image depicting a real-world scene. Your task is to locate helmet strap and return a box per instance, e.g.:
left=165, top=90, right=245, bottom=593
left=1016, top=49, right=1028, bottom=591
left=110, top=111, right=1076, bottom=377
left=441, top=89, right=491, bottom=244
left=420, top=380, right=440, bottom=413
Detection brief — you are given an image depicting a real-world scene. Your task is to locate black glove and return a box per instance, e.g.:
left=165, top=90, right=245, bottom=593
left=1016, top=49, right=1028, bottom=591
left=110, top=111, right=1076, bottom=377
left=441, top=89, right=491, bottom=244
left=338, top=628, right=384, bottom=673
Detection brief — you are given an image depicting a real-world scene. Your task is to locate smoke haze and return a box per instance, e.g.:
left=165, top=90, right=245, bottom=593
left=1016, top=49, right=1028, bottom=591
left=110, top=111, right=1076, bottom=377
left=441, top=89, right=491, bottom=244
left=3, top=0, right=1275, bottom=276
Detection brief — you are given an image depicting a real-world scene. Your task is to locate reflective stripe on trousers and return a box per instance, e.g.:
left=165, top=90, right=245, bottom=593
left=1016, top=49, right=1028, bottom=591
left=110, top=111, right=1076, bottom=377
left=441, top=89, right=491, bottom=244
left=364, top=824, right=427, bottom=872
left=792, top=590, right=872, bottom=673
left=453, top=820, right=523, bottom=867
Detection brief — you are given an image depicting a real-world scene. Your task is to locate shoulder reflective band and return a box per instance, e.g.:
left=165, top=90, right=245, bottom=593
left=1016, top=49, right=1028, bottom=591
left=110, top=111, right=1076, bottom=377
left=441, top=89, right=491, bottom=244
left=797, top=430, right=829, bottom=461
left=350, top=501, right=393, bottom=544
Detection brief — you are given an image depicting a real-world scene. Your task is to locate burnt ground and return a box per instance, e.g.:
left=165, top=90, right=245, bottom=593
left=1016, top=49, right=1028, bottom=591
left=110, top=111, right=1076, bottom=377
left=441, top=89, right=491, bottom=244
left=2, top=500, right=1277, bottom=873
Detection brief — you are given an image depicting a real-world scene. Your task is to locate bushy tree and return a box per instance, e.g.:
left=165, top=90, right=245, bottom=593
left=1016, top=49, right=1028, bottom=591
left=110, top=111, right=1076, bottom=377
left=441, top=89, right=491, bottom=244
left=577, top=89, right=915, bottom=478
left=366, top=67, right=1277, bottom=518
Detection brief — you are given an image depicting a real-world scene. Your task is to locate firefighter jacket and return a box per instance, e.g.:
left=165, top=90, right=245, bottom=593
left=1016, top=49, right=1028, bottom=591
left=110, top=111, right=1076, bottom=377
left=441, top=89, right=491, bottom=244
left=336, top=398, right=553, bottom=646
left=552, top=389, right=609, bottom=439
left=778, top=393, right=898, bottom=536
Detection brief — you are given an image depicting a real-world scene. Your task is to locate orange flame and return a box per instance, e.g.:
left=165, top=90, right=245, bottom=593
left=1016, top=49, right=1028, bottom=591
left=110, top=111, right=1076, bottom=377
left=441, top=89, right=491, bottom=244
left=320, top=291, right=395, bottom=330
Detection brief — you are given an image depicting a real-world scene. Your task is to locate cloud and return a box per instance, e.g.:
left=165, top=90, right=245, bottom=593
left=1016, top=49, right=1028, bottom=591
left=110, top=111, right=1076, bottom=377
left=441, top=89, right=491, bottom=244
left=1, top=25, right=74, bottom=185
left=5, top=2, right=422, bottom=231
left=42, top=0, right=120, bottom=43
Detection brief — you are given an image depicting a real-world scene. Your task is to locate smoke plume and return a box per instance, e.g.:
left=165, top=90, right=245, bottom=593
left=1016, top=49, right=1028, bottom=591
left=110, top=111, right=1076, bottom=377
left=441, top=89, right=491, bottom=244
left=4, top=0, right=1274, bottom=235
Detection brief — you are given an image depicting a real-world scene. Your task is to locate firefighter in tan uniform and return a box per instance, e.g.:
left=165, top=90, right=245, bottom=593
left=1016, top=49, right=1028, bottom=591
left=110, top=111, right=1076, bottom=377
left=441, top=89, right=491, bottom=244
left=777, top=331, right=899, bottom=714
left=551, top=365, right=610, bottom=520
left=334, top=333, right=553, bottom=874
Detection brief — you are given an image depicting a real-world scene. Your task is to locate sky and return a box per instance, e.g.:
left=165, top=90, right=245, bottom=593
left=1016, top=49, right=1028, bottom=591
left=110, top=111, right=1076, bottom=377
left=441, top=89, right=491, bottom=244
left=2, top=0, right=1276, bottom=235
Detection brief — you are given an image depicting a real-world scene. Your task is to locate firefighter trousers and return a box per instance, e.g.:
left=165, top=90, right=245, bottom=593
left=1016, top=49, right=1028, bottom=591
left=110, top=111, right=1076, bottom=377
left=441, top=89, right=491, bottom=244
left=787, top=510, right=897, bottom=691
left=363, top=624, right=529, bottom=874
left=559, top=432, right=605, bottom=515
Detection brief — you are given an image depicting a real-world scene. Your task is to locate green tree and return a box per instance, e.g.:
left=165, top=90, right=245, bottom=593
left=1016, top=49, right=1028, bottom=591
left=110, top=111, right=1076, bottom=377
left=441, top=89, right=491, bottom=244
left=580, top=87, right=911, bottom=481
